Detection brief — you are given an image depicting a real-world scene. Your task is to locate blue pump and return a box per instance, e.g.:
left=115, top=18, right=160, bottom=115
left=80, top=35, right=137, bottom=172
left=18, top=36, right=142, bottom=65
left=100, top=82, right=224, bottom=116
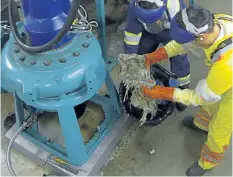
left=21, top=0, right=73, bottom=47
left=2, top=0, right=122, bottom=166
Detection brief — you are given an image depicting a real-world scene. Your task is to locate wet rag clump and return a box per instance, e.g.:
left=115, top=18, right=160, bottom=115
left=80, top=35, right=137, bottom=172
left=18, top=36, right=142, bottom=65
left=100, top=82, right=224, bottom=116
left=118, top=54, right=157, bottom=126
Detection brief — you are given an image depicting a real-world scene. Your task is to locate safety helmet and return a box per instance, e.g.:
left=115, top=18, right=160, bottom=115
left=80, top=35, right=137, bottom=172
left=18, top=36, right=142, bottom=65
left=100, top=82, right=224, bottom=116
left=170, top=5, right=214, bottom=44
left=135, top=0, right=168, bottom=23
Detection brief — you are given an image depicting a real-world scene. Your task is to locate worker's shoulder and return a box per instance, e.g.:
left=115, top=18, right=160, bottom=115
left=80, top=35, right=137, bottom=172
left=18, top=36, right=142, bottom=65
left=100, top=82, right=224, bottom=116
left=211, top=33, right=233, bottom=68
left=215, top=14, right=233, bottom=21
left=211, top=48, right=233, bottom=70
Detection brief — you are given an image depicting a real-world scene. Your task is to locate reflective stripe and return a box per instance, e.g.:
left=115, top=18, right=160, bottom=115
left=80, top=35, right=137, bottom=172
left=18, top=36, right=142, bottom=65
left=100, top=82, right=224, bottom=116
left=138, top=0, right=163, bottom=6
left=211, top=43, right=233, bottom=64
left=124, top=40, right=140, bottom=45
left=195, top=79, right=221, bottom=103
left=124, top=32, right=142, bottom=46
left=196, top=114, right=209, bottom=122
left=178, top=74, right=190, bottom=86
left=182, top=9, right=209, bottom=35
left=201, top=144, right=224, bottom=164
left=200, top=108, right=211, bottom=119
left=195, top=115, right=209, bottom=128
left=167, top=0, right=180, bottom=18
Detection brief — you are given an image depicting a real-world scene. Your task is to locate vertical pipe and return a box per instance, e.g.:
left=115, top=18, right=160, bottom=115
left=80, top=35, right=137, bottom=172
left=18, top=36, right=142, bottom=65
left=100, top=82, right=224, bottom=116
left=189, top=0, right=195, bottom=5
left=95, top=0, right=108, bottom=63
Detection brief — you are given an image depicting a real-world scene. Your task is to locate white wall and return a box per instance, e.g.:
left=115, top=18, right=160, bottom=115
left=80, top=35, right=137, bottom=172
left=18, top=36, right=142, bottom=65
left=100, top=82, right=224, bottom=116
left=184, top=0, right=232, bottom=15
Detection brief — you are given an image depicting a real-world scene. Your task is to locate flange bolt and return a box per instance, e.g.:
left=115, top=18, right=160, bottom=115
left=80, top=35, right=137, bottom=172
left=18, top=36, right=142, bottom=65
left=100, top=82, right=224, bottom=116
left=82, top=43, right=89, bottom=48
left=59, top=58, right=67, bottom=63
left=73, top=52, right=80, bottom=56
left=44, top=60, right=51, bottom=66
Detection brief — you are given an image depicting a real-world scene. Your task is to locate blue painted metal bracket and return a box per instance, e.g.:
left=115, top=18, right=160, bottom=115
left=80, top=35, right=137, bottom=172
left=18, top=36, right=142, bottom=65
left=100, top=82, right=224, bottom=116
left=95, top=0, right=118, bottom=71
left=189, top=0, right=195, bottom=5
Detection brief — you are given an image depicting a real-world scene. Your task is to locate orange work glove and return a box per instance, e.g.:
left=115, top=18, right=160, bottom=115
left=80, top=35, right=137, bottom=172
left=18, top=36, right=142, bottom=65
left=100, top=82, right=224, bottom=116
left=144, top=47, right=169, bottom=69
left=141, top=85, right=175, bottom=101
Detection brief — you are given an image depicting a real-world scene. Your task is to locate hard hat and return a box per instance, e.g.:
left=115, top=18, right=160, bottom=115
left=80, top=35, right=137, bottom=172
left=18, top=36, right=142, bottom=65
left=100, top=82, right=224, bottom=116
left=170, top=5, right=214, bottom=44
left=135, top=0, right=168, bottom=23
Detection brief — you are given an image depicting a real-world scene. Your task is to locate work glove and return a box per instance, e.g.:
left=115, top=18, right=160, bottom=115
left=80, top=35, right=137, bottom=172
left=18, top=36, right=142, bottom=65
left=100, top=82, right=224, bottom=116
left=144, top=47, right=169, bottom=69
left=141, top=85, right=175, bottom=101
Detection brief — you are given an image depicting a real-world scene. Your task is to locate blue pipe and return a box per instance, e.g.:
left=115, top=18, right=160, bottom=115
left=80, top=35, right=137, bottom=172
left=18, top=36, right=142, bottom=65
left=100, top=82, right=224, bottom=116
left=189, top=0, right=195, bottom=5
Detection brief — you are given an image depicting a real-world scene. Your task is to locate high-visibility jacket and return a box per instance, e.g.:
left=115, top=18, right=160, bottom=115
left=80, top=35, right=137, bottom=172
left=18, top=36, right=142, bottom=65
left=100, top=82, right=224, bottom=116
left=124, top=0, right=186, bottom=54
left=164, top=14, right=233, bottom=106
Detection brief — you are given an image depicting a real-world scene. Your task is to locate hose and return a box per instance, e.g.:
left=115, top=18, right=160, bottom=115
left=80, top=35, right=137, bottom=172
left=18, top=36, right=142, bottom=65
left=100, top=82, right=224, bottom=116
left=8, top=0, right=80, bottom=53
left=6, top=125, right=24, bottom=176
left=6, top=116, right=35, bottom=176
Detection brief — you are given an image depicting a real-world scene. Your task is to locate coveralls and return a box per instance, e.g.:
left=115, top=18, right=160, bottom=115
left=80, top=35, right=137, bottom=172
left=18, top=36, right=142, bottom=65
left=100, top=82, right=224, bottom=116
left=124, top=0, right=190, bottom=87
left=164, top=14, right=233, bottom=170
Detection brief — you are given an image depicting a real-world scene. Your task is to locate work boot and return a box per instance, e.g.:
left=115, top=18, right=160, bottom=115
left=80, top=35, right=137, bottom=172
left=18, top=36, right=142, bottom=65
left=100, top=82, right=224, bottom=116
left=176, top=84, right=189, bottom=111
left=186, top=162, right=210, bottom=176
left=183, top=116, right=207, bottom=134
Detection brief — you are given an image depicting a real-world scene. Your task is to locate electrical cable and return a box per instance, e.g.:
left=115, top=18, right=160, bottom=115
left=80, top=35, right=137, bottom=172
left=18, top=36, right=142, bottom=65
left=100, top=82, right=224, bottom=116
left=71, top=5, right=98, bottom=33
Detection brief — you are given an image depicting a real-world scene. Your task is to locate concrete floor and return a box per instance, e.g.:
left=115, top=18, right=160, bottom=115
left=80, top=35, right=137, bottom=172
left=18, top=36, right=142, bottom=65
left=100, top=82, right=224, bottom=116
left=1, top=1, right=232, bottom=176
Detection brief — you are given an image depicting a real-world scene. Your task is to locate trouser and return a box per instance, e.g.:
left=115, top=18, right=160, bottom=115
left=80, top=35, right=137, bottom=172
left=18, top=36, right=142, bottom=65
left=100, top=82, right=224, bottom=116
left=138, top=30, right=190, bottom=87
left=193, top=92, right=232, bottom=169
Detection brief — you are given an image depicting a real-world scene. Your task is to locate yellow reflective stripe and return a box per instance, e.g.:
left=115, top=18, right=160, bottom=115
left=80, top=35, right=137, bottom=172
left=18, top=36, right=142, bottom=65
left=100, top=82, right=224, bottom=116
left=124, top=31, right=142, bottom=37
left=124, top=40, right=140, bottom=45
left=124, top=32, right=142, bottom=45
left=178, top=74, right=190, bottom=86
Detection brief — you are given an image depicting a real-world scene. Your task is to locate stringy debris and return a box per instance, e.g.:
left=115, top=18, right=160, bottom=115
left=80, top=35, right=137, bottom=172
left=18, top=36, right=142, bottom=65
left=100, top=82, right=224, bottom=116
left=118, top=54, right=157, bottom=126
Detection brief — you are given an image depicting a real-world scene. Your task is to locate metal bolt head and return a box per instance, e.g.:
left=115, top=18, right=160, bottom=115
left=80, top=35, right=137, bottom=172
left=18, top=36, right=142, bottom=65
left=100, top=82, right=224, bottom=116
left=59, top=58, right=66, bottom=63
left=19, top=56, right=26, bottom=61
left=30, top=60, right=36, bottom=65
left=82, top=43, right=89, bottom=48
left=44, top=60, right=51, bottom=66
left=73, top=52, right=80, bottom=56
left=86, top=34, right=92, bottom=38
left=14, top=47, right=20, bottom=53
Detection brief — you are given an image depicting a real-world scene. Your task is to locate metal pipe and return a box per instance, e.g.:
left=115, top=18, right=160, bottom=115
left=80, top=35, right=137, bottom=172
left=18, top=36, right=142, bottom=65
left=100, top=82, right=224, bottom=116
left=189, top=0, right=195, bottom=5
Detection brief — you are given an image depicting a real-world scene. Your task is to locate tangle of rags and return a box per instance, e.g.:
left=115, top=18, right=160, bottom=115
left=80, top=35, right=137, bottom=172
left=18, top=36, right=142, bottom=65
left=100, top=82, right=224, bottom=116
left=118, top=54, right=157, bottom=126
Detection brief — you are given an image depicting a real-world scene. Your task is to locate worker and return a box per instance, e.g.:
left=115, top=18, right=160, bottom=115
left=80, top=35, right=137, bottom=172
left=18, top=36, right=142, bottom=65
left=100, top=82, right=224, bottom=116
left=124, top=0, right=191, bottom=111
left=141, top=5, right=232, bottom=176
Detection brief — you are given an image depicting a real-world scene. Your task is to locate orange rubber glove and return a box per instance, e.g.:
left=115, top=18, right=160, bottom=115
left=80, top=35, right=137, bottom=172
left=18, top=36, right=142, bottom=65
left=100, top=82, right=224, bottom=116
left=144, top=47, right=169, bottom=69
left=141, top=85, right=175, bottom=101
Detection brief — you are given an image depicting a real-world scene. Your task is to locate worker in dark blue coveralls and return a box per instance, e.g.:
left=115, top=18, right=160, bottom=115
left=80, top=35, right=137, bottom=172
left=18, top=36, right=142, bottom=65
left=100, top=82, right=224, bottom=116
left=124, top=0, right=190, bottom=111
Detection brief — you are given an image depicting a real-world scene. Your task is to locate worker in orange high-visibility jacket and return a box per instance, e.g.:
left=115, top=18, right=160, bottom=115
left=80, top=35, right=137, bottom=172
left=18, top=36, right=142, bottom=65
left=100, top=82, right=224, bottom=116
left=141, top=5, right=232, bottom=176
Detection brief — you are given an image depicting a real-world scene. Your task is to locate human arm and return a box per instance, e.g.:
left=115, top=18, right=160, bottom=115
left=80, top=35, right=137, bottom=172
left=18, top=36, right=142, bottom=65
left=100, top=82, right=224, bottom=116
left=144, top=40, right=187, bottom=68
left=142, top=53, right=232, bottom=106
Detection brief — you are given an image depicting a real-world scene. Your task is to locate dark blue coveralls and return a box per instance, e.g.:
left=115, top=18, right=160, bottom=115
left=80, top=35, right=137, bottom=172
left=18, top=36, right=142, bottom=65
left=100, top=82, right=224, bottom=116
left=124, top=0, right=190, bottom=88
